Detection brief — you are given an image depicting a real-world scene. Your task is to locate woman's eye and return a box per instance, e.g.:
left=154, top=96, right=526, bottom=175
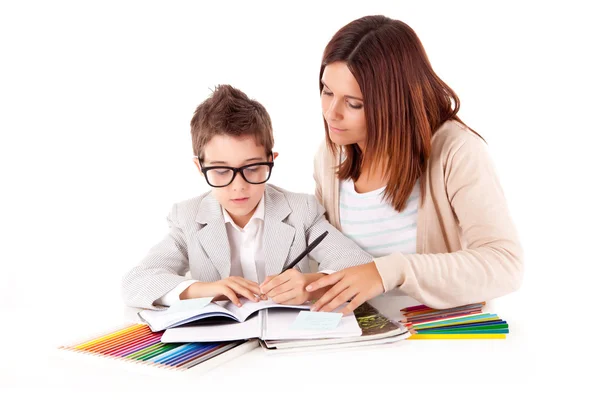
left=348, top=102, right=363, bottom=110
left=322, top=89, right=333, bottom=96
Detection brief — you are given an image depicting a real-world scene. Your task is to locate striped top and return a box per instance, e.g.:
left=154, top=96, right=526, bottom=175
left=339, top=179, right=419, bottom=257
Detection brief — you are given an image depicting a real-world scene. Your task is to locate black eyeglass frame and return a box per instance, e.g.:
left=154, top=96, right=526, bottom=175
left=194, top=156, right=274, bottom=188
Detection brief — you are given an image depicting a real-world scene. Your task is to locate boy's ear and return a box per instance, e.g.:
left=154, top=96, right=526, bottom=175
left=193, top=157, right=203, bottom=174
left=272, top=152, right=279, bottom=161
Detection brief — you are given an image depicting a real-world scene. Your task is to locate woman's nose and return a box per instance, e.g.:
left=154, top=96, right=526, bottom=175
left=324, top=98, right=343, bottom=121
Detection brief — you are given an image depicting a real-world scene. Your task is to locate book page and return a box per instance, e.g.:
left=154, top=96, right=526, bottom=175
left=223, top=298, right=311, bottom=322
left=161, top=315, right=262, bottom=343
left=138, top=300, right=241, bottom=331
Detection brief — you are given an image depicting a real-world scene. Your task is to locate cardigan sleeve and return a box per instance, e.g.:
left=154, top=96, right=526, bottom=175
left=373, top=134, right=524, bottom=308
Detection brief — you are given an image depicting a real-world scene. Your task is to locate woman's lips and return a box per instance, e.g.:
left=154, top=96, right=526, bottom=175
left=329, top=125, right=347, bottom=133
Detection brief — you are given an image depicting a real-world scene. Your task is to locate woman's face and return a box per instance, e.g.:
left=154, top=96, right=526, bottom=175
left=321, top=62, right=367, bottom=149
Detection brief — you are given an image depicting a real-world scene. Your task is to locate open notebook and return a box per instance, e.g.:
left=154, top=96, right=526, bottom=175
left=146, top=298, right=362, bottom=343
left=138, top=298, right=312, bottom=332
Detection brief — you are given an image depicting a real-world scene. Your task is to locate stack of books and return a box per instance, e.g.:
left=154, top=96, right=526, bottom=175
left=401, top=302, right=509, bottom=339
left=260, top=302, right=410, bottom=352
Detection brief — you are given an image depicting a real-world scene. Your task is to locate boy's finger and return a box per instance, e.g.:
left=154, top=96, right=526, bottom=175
left=271, top=288, right=295, bottom=304
left=259, top=276, right=275, bottom=293
left=238, top=280, right=261, bottom=295
left=222, top=287, right=241, bottom=307
left=266, top=280, right=294, bottom=298
left=260, top=275, right=290, bottom=294
left=231, top=277, right=261, bottom=293
left=306, top=272, right=343, bottom=292
left=229, top=282, right=259, bottom=302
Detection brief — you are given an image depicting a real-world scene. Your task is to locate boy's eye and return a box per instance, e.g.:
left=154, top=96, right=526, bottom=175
left=245, top=167, right=259, bottom=172
left=213, top=169, right=230, bottom=175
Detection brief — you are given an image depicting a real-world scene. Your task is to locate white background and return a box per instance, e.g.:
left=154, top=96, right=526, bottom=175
left=1, top=0, right=599, bottom=398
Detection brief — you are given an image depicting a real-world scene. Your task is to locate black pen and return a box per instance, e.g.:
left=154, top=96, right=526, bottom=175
left=280, top=231, right=329, bottom=274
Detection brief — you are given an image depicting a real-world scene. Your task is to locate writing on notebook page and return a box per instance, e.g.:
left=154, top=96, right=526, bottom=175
left=291, top=311, right=342, bottom=331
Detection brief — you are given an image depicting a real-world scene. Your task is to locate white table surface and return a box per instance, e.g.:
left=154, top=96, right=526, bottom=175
left=2, top=289, right=571, bottom=400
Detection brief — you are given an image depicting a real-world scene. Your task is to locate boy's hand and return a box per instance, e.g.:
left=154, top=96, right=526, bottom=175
left=260, top=270, right=325, bottom=305
left=180, top=277, right=261, bottom=307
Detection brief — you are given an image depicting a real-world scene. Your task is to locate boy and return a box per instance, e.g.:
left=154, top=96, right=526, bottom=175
left=122, top=85, right=373, bottom=310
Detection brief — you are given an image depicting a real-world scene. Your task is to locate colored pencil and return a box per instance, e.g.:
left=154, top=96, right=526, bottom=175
left=60, top=323, right=246, bottom=371
left=408, top=333, right=506, bottom=340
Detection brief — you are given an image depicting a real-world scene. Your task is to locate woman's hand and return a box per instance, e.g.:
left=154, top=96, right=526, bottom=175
left=180, top=277, right=262, bottom=306
left=306, top=262, right=385, bottom=315
left=260, top=270, right=326, bottom=305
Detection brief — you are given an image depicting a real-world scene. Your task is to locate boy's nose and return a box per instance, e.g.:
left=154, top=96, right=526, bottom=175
left=230, top=171, right=249, bottom=191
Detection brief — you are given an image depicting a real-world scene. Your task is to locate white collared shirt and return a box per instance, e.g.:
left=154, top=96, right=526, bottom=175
left=155, top=197, right=266, bottom=306
left=222, top=195, right=265, bottom=283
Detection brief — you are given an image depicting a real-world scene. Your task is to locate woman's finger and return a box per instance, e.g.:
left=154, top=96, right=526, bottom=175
left=320, top=287, right=356, bottom=313
left=340, top=293, right=367, bottom=316
left=310, top=280, right=348, bottom=311
left=306, top=272, right=344, bottom=292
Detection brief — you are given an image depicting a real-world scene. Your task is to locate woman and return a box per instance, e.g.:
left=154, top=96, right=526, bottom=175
left=306, top=15, right=523, bottom=314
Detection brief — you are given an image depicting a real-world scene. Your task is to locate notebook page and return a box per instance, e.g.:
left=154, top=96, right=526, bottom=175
left=262, top=309, right=362, bottom=340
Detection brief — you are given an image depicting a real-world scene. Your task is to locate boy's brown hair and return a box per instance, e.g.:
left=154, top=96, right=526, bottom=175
left=190, top=84, right=274, bottom=160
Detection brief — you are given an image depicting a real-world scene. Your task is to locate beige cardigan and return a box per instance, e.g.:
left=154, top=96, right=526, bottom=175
left=313, top=120, right=523, bottom=309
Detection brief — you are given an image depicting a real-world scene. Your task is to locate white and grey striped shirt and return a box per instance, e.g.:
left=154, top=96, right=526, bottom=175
left=339, top=179, right=419, bottom=257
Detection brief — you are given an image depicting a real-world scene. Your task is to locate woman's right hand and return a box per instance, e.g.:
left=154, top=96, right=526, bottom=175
left=180, top=277, right=262, bottom=306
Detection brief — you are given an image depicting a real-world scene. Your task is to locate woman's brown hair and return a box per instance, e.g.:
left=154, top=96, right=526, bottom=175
left=321, top=15, right=476, bottom=212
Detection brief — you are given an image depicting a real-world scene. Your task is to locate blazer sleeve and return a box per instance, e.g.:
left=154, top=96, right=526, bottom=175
left=304, top=195, right=373, bottom=272
left=373, top=134, right=524, bottom=308
left=121, top=204, right=191, bottom=309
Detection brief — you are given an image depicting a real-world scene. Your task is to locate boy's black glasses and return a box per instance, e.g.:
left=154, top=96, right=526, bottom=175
left=194, top=156, right=274, bottom=188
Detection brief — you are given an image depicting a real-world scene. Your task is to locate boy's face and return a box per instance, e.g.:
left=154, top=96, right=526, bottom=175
left=195, top=134, right=276, bottom=228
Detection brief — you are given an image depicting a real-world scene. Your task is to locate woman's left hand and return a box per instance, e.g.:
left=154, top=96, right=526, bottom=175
left=306, top=262, right=385, bottom=315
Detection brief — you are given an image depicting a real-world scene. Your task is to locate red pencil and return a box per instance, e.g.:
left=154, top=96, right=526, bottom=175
left=400, top=304, right=431, bottom=312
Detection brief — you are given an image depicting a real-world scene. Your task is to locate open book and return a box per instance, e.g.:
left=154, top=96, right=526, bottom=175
left=146, top=298, right=363, bottom=343
left=138, top=298, right=311, bottom=332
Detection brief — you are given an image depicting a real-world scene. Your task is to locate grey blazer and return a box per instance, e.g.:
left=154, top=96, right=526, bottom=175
left=122, top=185, right=373, bottom=309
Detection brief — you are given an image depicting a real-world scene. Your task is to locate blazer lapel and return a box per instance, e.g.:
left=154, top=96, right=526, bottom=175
left=262, top=186, right=296, bottom=278
left=195, top=194, right=231, bottom=279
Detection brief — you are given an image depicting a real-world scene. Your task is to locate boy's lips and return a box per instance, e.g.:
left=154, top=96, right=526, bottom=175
left=231, top=197, right=250, bottom=204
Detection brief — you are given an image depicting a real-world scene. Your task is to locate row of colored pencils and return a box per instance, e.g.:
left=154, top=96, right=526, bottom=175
left=400, top=302, right=509, bottom=339
left=60, top=324, right=242, bottom=370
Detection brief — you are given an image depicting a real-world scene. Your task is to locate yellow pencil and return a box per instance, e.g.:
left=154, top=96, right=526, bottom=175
left=408, top=334, right=506, bottom=340
left=74, top=324, right=146, bottom=350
